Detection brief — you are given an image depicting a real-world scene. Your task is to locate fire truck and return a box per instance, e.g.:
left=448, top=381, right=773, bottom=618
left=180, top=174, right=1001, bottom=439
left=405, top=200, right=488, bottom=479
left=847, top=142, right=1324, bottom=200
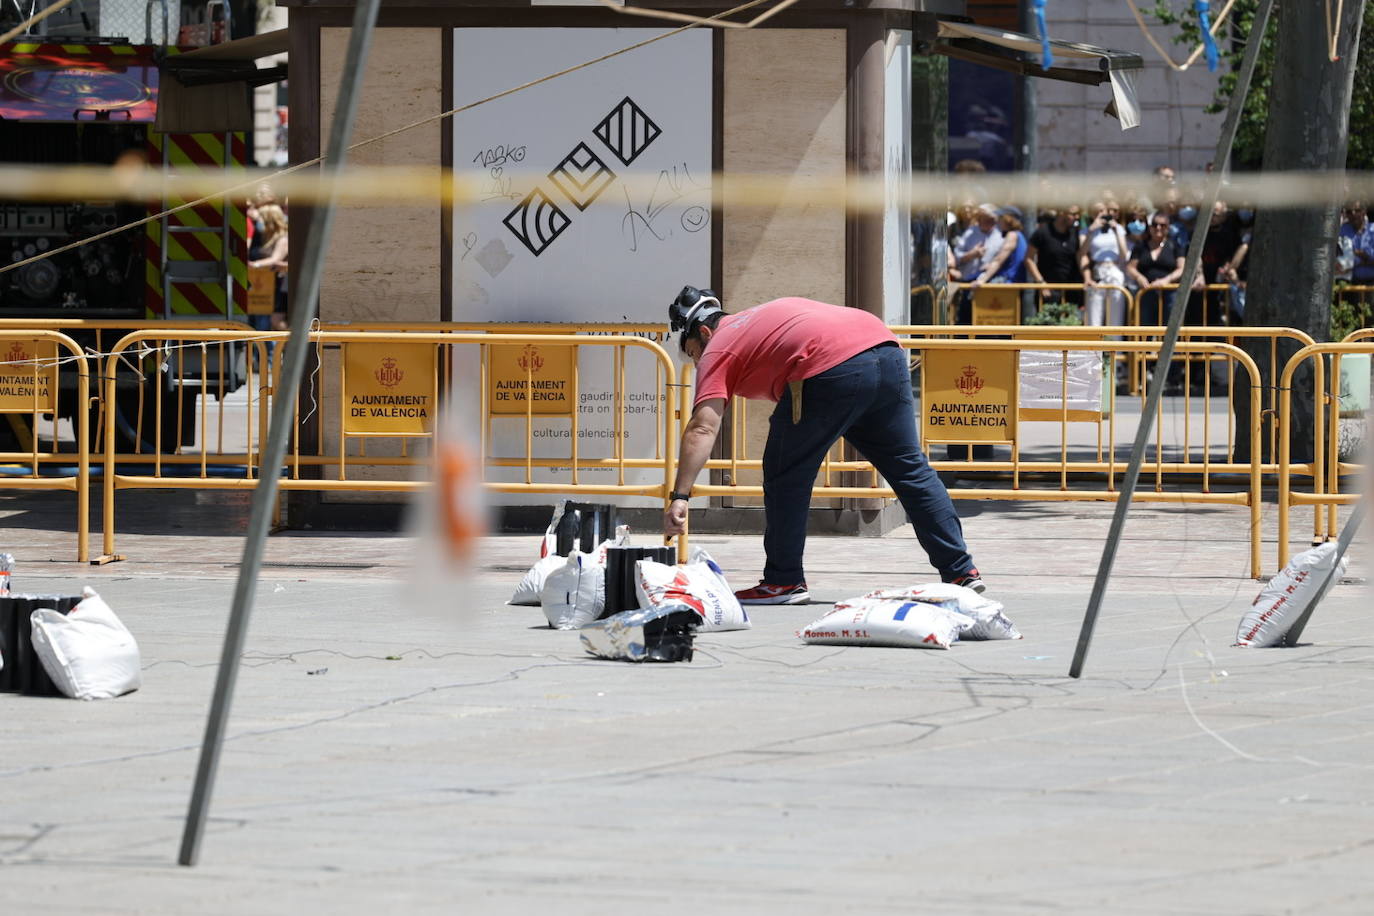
left=0, top=25, right=268, bottom=450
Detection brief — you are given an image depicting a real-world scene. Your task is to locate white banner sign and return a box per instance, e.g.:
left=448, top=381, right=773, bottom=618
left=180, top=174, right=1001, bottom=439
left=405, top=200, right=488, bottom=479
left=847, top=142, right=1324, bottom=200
left=1019, top=351, right=1105, bottom=415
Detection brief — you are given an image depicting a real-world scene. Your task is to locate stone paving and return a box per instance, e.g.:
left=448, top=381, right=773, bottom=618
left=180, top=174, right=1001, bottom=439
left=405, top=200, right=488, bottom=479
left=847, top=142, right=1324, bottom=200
left=1, top=488, right=1371, bottom=914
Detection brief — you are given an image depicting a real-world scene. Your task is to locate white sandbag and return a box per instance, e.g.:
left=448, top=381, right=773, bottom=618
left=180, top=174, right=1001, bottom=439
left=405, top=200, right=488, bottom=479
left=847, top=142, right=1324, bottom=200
left=798, top=598, right=971, bottom=649
left=510, top=554, right=568, bottom=606
left=634, top=548, right=750, bottom=633
left=1236, top=543, right=1347, bottom=647
left=528, top=527, right=630, bottom=617
left=29, top=587, right=141, bottom=700
left=541, top=551, right=605, bottom=629
left=861, top=583, right=1021, bottom=640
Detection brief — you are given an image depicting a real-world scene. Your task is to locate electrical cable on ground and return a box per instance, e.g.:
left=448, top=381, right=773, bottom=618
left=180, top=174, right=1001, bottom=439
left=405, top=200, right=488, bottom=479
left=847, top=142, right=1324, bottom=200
left=176, top=0, right=387, bottom=866
left=1070, top=0, right=1276, bottom=679
left=0, top=644, right=729, bottom=782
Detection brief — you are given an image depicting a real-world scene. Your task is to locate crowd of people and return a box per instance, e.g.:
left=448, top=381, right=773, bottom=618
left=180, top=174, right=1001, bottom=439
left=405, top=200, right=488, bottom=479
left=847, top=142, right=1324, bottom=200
left=943, top=163, right=1256, bottom=327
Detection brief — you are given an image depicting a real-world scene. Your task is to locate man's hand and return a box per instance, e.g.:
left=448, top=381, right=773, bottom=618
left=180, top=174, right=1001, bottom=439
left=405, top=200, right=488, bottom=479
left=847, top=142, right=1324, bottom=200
left=667, top=398, right=724, bottom=537
left=664, top=498, right=688, bottom=537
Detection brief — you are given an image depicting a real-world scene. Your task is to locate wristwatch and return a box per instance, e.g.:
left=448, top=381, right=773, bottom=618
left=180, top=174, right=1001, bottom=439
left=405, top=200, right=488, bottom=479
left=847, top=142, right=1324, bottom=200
left=669, top=491, right=692, bottom=502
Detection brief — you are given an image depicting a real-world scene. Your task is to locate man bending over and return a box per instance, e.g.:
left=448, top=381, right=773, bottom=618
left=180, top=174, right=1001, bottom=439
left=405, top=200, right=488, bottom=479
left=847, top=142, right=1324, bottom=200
left=662, top=287, right=984, bottom=604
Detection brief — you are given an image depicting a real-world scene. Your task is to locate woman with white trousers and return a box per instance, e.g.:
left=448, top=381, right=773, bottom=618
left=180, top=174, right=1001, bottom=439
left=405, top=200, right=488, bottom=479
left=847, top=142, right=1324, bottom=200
left=1077, top=200, right=1130, bottom=327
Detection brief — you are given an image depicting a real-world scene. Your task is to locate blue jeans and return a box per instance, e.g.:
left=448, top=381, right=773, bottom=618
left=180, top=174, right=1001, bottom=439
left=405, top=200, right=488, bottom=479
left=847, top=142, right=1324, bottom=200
left=761, top=342, right=976, bottom=584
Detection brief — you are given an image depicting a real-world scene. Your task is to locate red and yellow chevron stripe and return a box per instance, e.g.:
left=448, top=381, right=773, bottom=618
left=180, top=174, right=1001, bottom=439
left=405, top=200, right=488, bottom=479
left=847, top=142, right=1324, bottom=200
left=144, top=131, right=249, bottom=318
left=5, top=42, right=148, bottom=59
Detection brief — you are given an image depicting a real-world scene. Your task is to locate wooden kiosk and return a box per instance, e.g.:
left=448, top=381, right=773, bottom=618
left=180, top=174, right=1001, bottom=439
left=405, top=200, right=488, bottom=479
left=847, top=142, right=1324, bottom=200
left=276, top=0, right=1139, bottom=528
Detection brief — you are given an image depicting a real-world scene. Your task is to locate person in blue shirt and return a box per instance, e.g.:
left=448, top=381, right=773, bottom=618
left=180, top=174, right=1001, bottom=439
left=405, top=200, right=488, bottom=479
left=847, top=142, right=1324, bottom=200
left=967, top=206, right=1028, bottom=287
left=1340, top=203, right=1374, bottom=284
left=1173, top=203, right=1197, bottom=253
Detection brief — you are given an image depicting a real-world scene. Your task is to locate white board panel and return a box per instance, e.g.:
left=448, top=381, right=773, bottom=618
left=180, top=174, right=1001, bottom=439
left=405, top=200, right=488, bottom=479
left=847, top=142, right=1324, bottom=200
left=451, top=28, right=712, bottom=506
left=451, top=28, right=711, bottom=321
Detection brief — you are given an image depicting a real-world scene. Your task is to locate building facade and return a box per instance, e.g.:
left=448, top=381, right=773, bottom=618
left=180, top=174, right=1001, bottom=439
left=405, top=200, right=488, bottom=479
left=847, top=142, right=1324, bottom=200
left=1037, top=0, right=1223, bottom=173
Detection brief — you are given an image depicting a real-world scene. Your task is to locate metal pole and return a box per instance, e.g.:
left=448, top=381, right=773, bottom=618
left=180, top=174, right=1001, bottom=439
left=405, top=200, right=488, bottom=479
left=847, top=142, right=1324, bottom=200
left=1069, top=0, right=1275, bottom=679
left=1280, top=498, right=1365, bottom=647
left=178, top=0, right=383, bottom=866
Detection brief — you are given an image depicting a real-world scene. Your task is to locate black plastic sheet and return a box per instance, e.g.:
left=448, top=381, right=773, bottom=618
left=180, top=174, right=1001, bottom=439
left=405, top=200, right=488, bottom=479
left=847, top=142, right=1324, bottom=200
left=602, top=545, right=676, bottom=618
left=0, top=595, right=81, bottom=697
left=553, top=502, right=618, bottom=556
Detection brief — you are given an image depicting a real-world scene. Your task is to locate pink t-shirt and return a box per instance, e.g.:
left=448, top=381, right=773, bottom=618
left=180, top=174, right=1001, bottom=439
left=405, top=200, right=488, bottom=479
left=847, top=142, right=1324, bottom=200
left=693, top=298, right=895, bottom=407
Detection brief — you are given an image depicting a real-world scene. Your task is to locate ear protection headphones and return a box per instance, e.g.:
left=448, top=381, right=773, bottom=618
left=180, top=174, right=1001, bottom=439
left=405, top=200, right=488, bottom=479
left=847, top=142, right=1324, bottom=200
left=668, top=286, right=723, bottom=340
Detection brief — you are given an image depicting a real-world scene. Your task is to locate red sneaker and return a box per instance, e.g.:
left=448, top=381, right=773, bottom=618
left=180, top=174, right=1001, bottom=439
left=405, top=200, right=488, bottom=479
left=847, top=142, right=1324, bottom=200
left=734, top=581, right=810, bottom=605
left=947, top=568, right=987, bottom=594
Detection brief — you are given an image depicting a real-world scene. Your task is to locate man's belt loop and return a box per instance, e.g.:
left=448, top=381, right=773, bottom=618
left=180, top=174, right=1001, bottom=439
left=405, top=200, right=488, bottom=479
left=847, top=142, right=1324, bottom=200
left=789, top=379, right=804, bottom=424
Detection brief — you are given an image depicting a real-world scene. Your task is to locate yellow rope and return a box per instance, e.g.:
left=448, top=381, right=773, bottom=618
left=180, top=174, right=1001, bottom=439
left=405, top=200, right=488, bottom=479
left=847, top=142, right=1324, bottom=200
left=596, top=0, right=799, bottom=31
left=1122, top=0, right=1240, bottom=72
left=0, top=0, right=779, bottom=280
left=0, top=164, right=1364, bottom=215
left=1325, top=0, right=1345, bottom=62
left=0, top=0, right=75, bottom=44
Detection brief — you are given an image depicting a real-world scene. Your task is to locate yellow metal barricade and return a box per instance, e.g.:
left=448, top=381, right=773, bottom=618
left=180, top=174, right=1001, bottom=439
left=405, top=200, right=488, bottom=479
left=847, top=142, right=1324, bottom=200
left=23, top=320, right=1300, bottom=577
left=940, top=282, right=1132, bottom=325
left=0, top=330, right=91, bottom=561
left=892, top=324, right=1314, bottom=463
left=0, top=318, right=252, bottom=350
left=98, top=329, right=678, bottom=560
left=1277, top=341, right=1374, bottom=569
left=1129, top=284, right=1233, bottom=327
left=318, top=320, right=669, bottom=336
left=0, top=318, right=256, bottom=465
left=685, top=337, right=1266, bottom=577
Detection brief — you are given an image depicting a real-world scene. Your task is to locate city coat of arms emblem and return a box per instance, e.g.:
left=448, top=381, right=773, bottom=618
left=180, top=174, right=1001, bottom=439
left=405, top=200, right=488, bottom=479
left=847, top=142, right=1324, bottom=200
left=517, top=345, right=543, bottom=374
left=956, top=364, right=984, bottom=397
left=375, top=357, right=404, bottom=388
